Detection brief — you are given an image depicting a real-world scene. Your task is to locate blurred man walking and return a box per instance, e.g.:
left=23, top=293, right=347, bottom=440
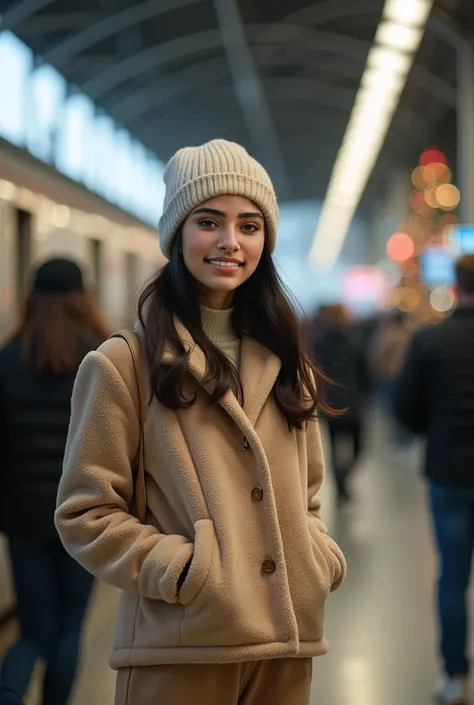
left=394, top=255, right=474, bottom=705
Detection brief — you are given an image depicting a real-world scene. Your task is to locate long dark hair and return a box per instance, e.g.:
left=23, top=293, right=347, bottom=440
left=138, top=231, right=333, bottom=429
left=19, top=290, right=109, bottom=374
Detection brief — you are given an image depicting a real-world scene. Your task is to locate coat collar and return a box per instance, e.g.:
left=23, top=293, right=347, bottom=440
left=161, top=319, right=281, bottom=430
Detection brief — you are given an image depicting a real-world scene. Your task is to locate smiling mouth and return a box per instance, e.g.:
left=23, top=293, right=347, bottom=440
left=205, top=258, right=244, bottom=268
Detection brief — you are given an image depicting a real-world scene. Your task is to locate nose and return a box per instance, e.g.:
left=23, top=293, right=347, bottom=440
left=218, top=224, right=240, bottom=252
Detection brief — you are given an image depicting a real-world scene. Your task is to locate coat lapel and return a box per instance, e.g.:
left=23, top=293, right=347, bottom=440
left=166, top=321, right=281, bottom=431
left=239, top=337, right=281, bottom=426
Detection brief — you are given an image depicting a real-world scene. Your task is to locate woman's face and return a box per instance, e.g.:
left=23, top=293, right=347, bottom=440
left=181, top=195, right=265, bottom=310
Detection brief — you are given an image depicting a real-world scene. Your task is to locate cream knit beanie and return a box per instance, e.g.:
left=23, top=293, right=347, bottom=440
left=158, top=139, right=279, bottom=258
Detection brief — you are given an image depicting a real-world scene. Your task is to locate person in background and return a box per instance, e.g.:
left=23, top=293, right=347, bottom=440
left=370, top=309, right=413, bottom=450
left=0, top=258, right=109, bottom=705
left=310, top=304, right=369, bottom=503
left=55, top=139, right=346, bottom=705
left=393, top=254, right=474, bottom=705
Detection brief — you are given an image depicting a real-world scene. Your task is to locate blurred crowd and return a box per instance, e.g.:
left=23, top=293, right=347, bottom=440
left=304, top=254, right=474, bottom=703
left=304, top=302, right=417, bottom=502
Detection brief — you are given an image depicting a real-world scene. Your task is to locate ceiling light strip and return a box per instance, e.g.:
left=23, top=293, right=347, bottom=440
left=309, top=0, right=434, bottom=271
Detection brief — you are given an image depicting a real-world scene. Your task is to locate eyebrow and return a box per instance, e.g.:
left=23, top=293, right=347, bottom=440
left=192, top=207, right=264, bottom=220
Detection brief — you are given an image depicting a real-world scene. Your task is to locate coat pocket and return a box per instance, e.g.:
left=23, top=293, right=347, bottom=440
left=306, top=516, right=346, bottom=592
left=178, top=519, right=215, bottom=607
left=289, top=516, right=334, bottom=644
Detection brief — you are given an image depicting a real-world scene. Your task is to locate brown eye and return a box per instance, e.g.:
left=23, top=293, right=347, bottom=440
left=198, top=219, right=217, bottom=228
left=241, top=223, right=259, bottom=233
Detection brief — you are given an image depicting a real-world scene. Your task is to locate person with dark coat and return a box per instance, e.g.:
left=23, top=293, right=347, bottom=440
left=0, top=258, right=109, bottom=705
left=393, top=254, right=474, bottom=705
left=311, top=305, right=369, bottom=502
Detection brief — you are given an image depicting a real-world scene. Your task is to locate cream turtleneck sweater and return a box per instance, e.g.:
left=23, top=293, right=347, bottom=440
left=200, top=306, right=241, bottom=369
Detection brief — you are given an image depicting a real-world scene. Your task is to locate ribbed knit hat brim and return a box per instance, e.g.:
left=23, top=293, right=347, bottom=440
left=158, top=140, right=279, bottom=258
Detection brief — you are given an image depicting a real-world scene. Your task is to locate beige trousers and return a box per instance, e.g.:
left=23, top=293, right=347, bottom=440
left=115, top=658, right=313, bottom=705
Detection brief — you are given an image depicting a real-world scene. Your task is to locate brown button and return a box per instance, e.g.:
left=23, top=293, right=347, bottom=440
left=243, top=438, right=250, bottom=450
left=262, top=559, right=276, bottom=574
left=251, top=487, right=263, bottom=502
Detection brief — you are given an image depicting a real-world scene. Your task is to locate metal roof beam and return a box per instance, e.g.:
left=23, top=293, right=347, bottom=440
left=82, top=29, right=219, bottom=99
left=211, top=0, right=291, bottom=196
left=19, top=11, right=106, bottom=35
left=410, top=65, right=456, bottom=107
left=264, top=78, right=355, bottom=110
left=130, top=79, right=354, bottom=139
left=67, top=53, right=118, bottom=75
left=139, top=95, right=349, bottom=140
left=43, top=0, right=203, bottom=67
left=108, top=48, right=364, bottom=120
left=426, top=14, right=463, bottom=49
left=0, top=0, right=55, bottom=31
left=250, top=23, right=371, bottom=60
left=111, top=57, right=355, bottom=125
left=261, top=0, right=383, bottom=34
left=81, top=25, right=371, bottom=101
left=35, top=0, right=379, bottom=63
left=254, top=0, right=382, bottom=62
left=144, top=116, right=347, bottom=145
left=112, top=59, right=230, bottom=121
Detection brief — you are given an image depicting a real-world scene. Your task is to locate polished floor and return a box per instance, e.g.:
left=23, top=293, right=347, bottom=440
left=0, top=416, right=460, bottom=704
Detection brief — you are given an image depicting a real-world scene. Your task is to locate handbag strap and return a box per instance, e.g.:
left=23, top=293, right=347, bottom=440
left=110, top=330, right=147, bottom=524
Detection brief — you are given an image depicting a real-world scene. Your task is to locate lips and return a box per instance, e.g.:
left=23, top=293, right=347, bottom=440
left=205, top=258, right=244, bottom=268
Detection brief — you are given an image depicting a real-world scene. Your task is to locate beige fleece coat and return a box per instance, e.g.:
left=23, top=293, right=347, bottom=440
left=55, top=323, right=346, bottom=669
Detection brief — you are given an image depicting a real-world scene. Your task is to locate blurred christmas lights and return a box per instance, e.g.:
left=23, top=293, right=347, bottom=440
left=430, top=285, right=455, bottom=313
left=388, top=145, right=460, bottom=317
left=436, top=184, right=461, bottom=211
left=420, top=148, right=447, bottom=166
left=387, top=232, right=416, bottom=262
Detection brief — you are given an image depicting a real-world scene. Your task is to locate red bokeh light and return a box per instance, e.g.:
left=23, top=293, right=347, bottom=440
left=419, top=148, right=447, bottom=167
left=387, top=232, right=416, bottom=263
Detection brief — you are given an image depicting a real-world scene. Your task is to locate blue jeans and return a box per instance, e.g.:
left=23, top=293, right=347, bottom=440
left=430, top=484, right=474, bottom=677
left=0, top=538, right=94, bottom=705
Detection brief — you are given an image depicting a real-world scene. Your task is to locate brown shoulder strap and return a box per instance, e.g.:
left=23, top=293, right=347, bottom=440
left=110, top=330, right=147, bottom=524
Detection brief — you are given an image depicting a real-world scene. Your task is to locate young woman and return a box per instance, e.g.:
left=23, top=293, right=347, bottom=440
left=55, top=139, right=346, bottom=705
left=0, top=258, right=109, bottom=705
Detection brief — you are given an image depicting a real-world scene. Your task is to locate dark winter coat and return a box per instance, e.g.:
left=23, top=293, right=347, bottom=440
left=311, top=324, right=369, bottom=424
left=0, top=336, right=101, bottom=539
left=394, top=307, right=474, bottom=486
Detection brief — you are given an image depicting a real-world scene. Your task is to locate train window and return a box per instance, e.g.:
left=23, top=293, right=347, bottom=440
left=91, top=238, right=102, bottom=302
left=15, top=208, right=32, bottom=308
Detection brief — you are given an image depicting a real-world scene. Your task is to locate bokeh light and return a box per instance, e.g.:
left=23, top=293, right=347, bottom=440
left=387, top=232, right=416, bottom=263
left=436, top=184, right=461, bottom=211
left=422, top=162, right=451, bottom=185
left=424, top=184, right=440, bottom=209
left=411, top=166, right=426, bottom=189
left=420, top=148, right=447, bottom=166
left=430, top=285, right=455, bottom=313
left=409, top=189, right=433, bottom=216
